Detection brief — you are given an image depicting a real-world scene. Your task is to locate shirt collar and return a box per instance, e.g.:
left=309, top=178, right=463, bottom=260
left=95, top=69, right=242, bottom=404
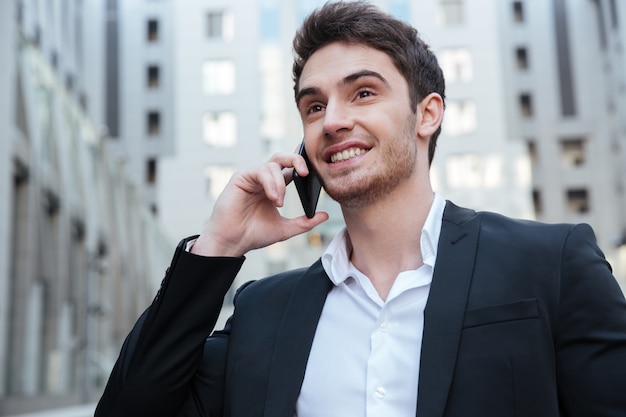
left=321, top=193, right=446, bottom=285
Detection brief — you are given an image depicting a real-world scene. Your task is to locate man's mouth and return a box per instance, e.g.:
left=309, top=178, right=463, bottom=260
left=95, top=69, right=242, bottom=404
left=329, top=147, right=367, bottom=163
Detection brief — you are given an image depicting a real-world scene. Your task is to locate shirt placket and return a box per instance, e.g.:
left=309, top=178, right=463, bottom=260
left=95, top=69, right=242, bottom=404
left=366, top=306, right=393, bottom=417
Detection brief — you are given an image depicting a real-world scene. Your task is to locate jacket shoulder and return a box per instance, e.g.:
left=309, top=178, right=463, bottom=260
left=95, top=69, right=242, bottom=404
left=233, top=260, right=325, bottom=309
left=445, top=200, right=587, bottom=238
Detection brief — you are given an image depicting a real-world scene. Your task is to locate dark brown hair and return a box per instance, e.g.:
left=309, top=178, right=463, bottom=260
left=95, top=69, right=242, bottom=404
left=292, top=1, right=446, bottom=164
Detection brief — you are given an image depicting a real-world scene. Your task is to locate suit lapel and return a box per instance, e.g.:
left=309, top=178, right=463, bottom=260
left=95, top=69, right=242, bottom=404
left=417, top=202, right=481, bottom=417
left=263, top=260, right=333, bottom=417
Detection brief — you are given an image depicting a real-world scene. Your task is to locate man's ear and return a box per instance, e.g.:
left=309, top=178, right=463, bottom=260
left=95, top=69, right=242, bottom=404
left=416, top=93, right=444, bottom=139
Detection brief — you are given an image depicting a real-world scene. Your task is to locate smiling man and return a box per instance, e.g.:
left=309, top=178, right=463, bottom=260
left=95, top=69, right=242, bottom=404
left=95, top=2, right=626, bottom=417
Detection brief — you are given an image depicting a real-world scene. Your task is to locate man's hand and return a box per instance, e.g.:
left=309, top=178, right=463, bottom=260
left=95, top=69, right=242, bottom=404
left=191, top=152, right=329, bottom=257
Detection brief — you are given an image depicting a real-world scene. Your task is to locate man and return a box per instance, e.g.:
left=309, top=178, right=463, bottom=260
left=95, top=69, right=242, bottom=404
left=95, top=2, right=626, bottom=416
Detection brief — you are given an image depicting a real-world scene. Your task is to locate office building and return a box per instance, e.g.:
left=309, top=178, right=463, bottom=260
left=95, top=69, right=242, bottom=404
left=0, top=1, right=172, bottom=414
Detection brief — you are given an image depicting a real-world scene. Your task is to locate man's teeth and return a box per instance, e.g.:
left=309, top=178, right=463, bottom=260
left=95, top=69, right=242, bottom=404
left=330, top=148, right=365, bottom=163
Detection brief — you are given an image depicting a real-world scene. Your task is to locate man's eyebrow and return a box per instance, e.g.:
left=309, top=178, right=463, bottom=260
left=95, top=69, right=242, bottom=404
left=296, top=70, right=390, bottom=108
left=341, top=69, right=390, bottom=87
left=296, top=87, right=319, bottom=108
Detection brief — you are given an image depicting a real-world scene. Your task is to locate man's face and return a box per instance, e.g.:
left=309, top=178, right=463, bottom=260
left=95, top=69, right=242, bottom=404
left=296, top=42, right=420, bottom=209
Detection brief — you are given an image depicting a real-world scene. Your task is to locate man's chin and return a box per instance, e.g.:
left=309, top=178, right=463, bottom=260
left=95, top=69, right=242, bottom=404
left=324, top=184, right=379, bottom=210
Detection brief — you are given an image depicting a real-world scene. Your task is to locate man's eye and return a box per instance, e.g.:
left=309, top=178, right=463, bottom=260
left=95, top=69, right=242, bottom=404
left=307, top=104, right=324, bottom=114
left=357, top=90, right=373, bottom=99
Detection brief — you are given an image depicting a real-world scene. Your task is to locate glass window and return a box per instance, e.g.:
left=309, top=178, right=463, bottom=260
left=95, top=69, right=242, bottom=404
left=527, top=139, right=538, bottom=165
left=513, top=1, right=524, bottom=23
left=443, top=100, right=477, bottom=136
left=202, top=60, right=236, bottom=95
left=439, top=0, right=464, bottom=27
left=515, top=47, right=529, bottom=70
left=147, top=19, right=159, bottom=42
left=205, top=165, right=235, bottom=200
left=207, top=10, right=234, bottom=41
left=445, top=154, right=503, bottom=189
left=446, top=154, right=481, bottom=189
left=519, top=93, right=533, bottom=117
left=560, top=138, right=586, bottom=167
left=439, top=48, right=473, bottom=83
left=146, top=158, right=157, bottom=184
left=147, top=65, right=160, bottom=88
left=533, top=189, right=542, bottom=214
left=566, top=188, right=590, bottom=213
left=483, top=155, right=504, bottom=188
left=260, top=8, right=280, bottom=42
left=147, top=111, right=161, bottom=136
left=203, top=112, right=237, bottom=147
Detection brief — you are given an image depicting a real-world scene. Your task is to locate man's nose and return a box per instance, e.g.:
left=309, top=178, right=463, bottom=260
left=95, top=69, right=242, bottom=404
left=323, top=100, right=354, bottom=136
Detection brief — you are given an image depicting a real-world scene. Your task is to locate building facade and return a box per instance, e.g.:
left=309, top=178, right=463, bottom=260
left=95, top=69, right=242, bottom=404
left=497, top=0, right=626, bottom=283
left=106, top=0, right=176, bottom=215
left=0, top=1, right=173, bottom=415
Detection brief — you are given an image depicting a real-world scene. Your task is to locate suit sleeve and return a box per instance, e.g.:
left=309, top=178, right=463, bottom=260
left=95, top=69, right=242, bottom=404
left=176, top=279, right=257, bottom=417
left=94, top=238, right=245, bottom=417
left=556, top=224, right=626, bottom=416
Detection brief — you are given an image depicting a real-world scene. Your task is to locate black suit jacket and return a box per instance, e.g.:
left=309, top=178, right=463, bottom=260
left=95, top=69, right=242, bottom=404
left=95, top=202, right=626, bottom=417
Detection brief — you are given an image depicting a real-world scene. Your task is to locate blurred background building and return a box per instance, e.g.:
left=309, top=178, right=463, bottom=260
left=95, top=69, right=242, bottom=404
left=0, top=0, right=625, bottom=415
left=0, top=0, right=173, bottom=415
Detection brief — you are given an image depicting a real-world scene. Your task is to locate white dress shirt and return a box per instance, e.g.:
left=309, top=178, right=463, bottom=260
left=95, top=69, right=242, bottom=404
left=296, top=194, right=445, bottom=417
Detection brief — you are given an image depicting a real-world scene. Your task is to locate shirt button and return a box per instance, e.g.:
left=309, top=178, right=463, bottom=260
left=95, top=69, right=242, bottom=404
left=379, top=321, right=390, bottom=332
left=374, top=386, right=386, bottom=399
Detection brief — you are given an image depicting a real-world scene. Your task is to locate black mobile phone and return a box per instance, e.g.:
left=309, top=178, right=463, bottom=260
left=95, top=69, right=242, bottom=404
left=293, top=141, right=322, bottom=218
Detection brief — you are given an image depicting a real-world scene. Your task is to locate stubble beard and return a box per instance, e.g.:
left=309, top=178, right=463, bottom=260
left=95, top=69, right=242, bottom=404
left=321, top=114, right=419, bottom=210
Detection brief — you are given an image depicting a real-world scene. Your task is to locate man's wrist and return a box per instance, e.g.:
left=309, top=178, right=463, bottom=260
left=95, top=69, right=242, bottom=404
left=189, top=233, right=246, bottom=258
